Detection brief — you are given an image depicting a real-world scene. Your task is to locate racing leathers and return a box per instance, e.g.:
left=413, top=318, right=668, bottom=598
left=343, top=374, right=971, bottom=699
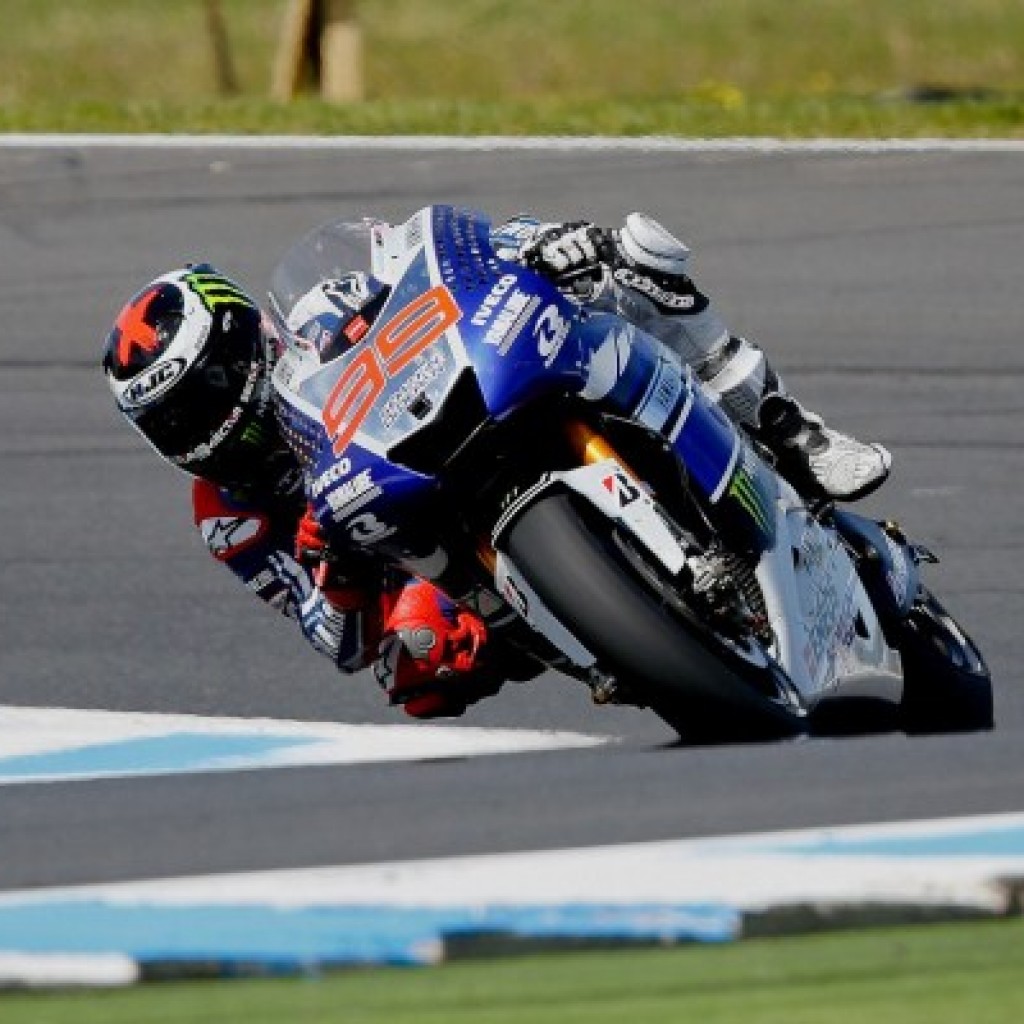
left=192, top=477, right=498, bottom=718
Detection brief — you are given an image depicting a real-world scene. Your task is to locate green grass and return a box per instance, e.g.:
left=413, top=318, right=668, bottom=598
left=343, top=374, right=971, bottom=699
left=4, top=918, right=1024, bottom=1023
left=4, top=94, right=1023, bottom=138
left=1, top=0, right=1022, bottom=136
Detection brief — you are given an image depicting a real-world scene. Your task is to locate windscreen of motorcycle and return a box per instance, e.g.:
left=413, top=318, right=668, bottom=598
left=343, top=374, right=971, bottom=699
left=268, top=217, right=377, bottom=328
left=268, top=208, right=477, bottom=465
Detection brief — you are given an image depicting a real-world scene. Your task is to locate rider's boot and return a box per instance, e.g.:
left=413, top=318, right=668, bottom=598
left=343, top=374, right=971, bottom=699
left=610, top=213, right=891, bottom=502
left=755, top=392, right=891, bottom=502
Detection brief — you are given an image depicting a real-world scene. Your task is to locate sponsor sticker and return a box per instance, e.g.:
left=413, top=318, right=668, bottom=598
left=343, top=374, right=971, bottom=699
left=326, top=468, right=380, bottom=519
left=535, top=304, right=571, bottom=368
left=323, top=285, right=461, bottom=457
left=635, top=355, right=684, bottom=432
left=122, top=358, right=187, bottom=409
left=200, top=515, right=265, bottom=560
left=613, top=267, right=696, bottom=311
left=727, top=461, right=773, bottom=539
left=184, top=271, right=254, bottom=313
left=309, top=458, right=353, bottom=498
left=379, top=349, right=447, bottom=428
left=485, top=292, right=541, bottom=354
left=348, top=512, right=396, bottom=545
left=472, top=274, right=518, bottom=327
left=601, top=471, right=642, bottom=508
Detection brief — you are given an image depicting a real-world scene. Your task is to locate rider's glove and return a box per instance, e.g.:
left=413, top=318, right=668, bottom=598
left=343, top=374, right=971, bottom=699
left=295, top=502, right=329, bottom=566
left=295, top=503, right=376, bottom=613
left=373, top=581, right=497, bottom=719
left=521, top=222, right=616, bottom=298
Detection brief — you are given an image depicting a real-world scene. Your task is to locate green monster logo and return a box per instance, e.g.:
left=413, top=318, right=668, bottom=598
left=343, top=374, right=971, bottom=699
left=184, top=270, right=254, bottom=313
left=727, top=459, right=773, bottom=538
left=239, top=418, right=270, bottom=449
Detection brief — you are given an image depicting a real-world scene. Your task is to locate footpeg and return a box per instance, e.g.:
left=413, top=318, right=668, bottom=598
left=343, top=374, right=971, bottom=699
left=587, top=667, right=643, bottom=707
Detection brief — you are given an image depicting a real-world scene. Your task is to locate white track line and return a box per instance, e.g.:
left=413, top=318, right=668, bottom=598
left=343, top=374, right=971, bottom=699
left=0, top=705, right=606, bottom=784
left=5, top=810, right=1024, bottom=913
left=1, top=134, right=1023, bottom=153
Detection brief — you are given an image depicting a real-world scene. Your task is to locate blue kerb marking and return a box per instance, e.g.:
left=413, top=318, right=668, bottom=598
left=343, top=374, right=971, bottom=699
left=747, top=824, right=1024, bottom=859
left=0, top=901, right=738, bottom=968
left=0, top=732, right=316, bottom=781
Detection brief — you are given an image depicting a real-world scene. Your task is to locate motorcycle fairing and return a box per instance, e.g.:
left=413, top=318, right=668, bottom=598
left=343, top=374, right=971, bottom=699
left=492, top=459, right=688, bottom=579
left=271, top=206, right=584, bottom=565
left=831, top=509, right=922, bottom=624
left=754, top=484, right=904, bottom=704
left=574, top=314, right=745, bottom=513
left=271, top=234, right=452, bottom=560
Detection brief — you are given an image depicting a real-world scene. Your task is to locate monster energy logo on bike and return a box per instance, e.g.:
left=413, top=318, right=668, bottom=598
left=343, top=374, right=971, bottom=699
left=185, top=271, right=254, bottom=313
left=727, top=458, right=774, bottom=540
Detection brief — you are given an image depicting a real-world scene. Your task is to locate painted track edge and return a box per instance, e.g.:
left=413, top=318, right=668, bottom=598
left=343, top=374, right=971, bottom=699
left=1, top=134, right=1024, bottom=153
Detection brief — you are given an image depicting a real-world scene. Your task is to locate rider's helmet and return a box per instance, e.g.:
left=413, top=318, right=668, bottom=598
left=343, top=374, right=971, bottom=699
left=101, top=264, right=286, bottom=492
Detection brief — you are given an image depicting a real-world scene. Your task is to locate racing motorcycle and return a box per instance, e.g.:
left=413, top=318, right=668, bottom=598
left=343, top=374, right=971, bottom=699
left=268, top=205, right=993, bottom=744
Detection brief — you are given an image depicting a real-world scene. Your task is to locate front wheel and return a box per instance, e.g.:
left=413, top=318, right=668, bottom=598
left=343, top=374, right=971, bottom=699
left=898, top=588, right=993, bottom=734
left=503, top=490, right=806, bottom=745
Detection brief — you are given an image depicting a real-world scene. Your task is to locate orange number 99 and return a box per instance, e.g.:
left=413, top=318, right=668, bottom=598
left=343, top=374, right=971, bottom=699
left=323, top=285, right=462, bottom=456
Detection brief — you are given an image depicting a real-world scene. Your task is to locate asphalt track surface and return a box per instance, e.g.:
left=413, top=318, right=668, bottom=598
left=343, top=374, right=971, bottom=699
left=0, top=142, right=1021, bottom=890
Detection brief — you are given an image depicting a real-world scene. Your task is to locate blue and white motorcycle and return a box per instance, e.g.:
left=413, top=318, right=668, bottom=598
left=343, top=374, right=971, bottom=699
left=269, top=205, right=992, bottom=744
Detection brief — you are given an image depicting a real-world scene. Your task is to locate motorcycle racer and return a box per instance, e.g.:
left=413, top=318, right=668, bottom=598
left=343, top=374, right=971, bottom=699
left=102, top=212, right=890, bottom=720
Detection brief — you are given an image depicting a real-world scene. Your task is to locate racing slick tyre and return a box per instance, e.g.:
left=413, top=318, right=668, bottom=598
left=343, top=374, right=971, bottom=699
left=897, top=588, right=994, bottom=734
left=504, top=490, right=806, bottom=745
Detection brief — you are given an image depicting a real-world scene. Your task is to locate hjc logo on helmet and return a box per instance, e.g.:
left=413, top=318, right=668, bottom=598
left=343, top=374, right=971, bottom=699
left=122, top=357, right=188, bottom=409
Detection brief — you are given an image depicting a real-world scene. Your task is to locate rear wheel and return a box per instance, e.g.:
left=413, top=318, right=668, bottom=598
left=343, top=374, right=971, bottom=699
left=897, top=588, right=993, bottom=734
left=504, top=490, right=806, bottom=745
